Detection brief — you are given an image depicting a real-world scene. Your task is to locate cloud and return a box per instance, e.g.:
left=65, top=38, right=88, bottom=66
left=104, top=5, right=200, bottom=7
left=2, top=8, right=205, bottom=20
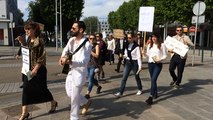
left=82, top=0, right=130, bottom=19
left=18, top=0, right=35, bottom=20
left=18, top=0, right=130, bottom=20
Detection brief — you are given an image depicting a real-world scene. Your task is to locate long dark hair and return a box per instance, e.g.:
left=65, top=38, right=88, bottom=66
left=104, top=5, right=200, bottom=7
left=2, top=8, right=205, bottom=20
left=149, top=32, right=162, bottom=50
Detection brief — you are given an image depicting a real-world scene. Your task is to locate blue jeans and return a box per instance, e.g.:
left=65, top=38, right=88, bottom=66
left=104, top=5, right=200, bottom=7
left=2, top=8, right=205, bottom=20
left=87, top=66, right=98, bottom=93
left=148, top=63, right=162, bottom=96
left=119, top=60, right=142, bottom=95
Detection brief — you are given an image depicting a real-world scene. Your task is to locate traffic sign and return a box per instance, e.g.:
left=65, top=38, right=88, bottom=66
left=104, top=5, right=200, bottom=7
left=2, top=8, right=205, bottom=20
left=191, top=15, right=205, bottom=24
left=193, top=1, right=206, bottom=16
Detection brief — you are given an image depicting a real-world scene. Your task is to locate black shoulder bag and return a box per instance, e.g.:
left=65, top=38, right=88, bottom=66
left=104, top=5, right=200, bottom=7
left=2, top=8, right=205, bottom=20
left=62, top=38, right=88, bottom=74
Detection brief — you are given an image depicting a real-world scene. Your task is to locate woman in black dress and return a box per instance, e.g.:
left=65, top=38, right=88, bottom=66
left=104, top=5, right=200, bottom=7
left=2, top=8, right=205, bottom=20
left=17, top=21, right=58, bottom=120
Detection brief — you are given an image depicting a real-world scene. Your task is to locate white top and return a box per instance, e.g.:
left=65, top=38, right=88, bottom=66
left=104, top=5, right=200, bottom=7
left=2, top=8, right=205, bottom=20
left=119, top=39, right=124, bottom=49
left=61, top=37, right=92, bottom=87
left=107, top=39, right=115, bottom=51
left=61, top=37, right=92, bottom=68
left=146, top=43, right=167, bottom=63
left=123, top=43, right=142, bottom=69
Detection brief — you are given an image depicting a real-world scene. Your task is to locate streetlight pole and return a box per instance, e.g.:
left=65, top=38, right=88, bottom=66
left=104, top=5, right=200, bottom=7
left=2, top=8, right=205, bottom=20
left=10, top=12, right=15, bottom=56
left=55, top=0, right=58, bottom=51
left=60, top=0, right=62, bottom=48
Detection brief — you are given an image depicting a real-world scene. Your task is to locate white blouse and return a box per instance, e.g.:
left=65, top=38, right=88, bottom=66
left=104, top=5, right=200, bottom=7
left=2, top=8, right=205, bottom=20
left=146, top=43, right=167, bottom=63
left=107, top=39, right=115, bottom=51
left=123, top=43, right=142, bottom=69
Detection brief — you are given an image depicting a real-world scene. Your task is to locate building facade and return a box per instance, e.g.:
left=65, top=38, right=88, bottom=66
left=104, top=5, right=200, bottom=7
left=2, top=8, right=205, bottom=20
left=99, top=19, right=111, bottom=37
left=0, top=0, right=18, bottom=46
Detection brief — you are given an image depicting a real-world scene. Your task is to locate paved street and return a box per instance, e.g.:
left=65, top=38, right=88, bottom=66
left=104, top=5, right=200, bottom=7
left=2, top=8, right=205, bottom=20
left=0, top=46, right=213, bottom=120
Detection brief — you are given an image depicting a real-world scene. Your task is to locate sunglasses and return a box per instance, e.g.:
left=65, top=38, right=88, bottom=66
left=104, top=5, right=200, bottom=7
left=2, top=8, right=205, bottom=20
left=176, top=30, right=182, bottom=32
left=89, top=38, right=94, bottom=40
left=25, top=27, right=32, bottom=30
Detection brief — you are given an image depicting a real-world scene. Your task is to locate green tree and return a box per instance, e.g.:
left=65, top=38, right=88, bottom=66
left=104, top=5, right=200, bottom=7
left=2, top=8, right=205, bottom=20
left=108, top=11, right=119, bottom=30
left=17, top=9, right=24, bottom=25
left=28, top=0, right=84, bottom=44
left=108, top=0, right=213, bottom=31
left=83, top=16, right=99, bottom=34
left=108, top=0, right=147, bottom=32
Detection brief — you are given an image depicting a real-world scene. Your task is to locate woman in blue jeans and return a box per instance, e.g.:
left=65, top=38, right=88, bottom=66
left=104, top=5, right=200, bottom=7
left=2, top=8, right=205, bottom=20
left=114, top=33, right=143, bottom=97
left=145, top=32, right=167, bottom=105
left=85, top=34, right=102, bottom=99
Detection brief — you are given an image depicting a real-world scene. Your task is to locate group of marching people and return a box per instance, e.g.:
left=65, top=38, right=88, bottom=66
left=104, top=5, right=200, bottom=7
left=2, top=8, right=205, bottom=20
left=16, top=20, right=194, bottom=120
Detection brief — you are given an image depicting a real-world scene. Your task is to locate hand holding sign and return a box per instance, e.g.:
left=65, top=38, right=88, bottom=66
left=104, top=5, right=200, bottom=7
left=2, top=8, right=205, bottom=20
left=164, top=36, right=189, bottom=57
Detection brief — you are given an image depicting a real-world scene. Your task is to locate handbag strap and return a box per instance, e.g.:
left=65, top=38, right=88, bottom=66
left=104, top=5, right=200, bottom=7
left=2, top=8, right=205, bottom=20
left=72, top=38, right=88, bottom=55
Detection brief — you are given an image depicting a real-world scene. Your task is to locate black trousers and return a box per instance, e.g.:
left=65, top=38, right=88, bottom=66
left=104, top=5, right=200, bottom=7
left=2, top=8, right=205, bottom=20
left=169, top=54, right=186, bottom=85
left=116, top=56, right=123, bottom=72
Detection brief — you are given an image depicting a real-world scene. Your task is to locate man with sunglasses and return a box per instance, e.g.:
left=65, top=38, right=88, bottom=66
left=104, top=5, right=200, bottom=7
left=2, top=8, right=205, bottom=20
left=59, top=21, right=92, bottom=119
left=168, top=25, right=194, bottom=89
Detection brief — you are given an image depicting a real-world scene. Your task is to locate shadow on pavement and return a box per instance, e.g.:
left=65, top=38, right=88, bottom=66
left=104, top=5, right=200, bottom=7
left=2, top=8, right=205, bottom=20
left=155, top=79, right=213, bottom=104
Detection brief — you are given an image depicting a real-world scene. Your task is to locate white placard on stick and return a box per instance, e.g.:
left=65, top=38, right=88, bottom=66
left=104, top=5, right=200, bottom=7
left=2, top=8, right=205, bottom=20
left=164, top=36, right=189, bottom=57
left=138, top=7, right=155, bottom=32
left=21, top=47, right=31, bottom=80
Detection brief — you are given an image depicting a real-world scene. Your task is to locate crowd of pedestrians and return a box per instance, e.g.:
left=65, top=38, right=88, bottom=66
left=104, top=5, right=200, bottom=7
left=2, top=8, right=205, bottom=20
left=15, top=20, right=194, bottom=120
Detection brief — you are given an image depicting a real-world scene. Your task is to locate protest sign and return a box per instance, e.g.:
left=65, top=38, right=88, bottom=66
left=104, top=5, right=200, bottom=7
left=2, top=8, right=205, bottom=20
left=165, top=36, right=189, bottom=57
left=113, top=29, right=124, bottom=38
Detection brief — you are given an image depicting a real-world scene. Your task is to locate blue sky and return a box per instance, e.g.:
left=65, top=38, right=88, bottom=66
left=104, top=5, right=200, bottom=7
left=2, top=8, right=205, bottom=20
left=18, top=0, right=130, bottom=20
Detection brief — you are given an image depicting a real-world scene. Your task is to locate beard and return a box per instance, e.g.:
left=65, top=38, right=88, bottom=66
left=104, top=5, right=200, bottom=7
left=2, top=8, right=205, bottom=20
left=71, top=30, right=80, bottom=37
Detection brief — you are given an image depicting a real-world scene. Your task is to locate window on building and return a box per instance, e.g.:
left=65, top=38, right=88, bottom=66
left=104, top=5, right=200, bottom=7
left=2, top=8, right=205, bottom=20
left=0, top=29, right=4, bottom=40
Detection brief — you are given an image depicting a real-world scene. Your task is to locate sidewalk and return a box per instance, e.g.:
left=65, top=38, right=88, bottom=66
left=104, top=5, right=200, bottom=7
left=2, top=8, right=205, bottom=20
left=0, top=46, right=63, bottom=59
left=0, top=47, right=213, bottom=120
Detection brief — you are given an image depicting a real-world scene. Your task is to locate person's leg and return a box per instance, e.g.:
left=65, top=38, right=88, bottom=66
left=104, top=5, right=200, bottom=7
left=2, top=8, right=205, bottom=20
left=119, top=61, right=131, bottom=95
left=66, top=75, right=80, bottom=120
left=109, top=50, right=113, bottom=64
left=70, top=80, right=87, bottom=120
left=87, top=67, right=94, bottom=94
left=176, top=58, right=186, bottom=85
left=116, top=55, right=122, bottom=72
left=132, top=61, right=142, bottom=91
left=19, top=105, right=29, bottom=120
left=148, top=63, right=155, bottom=95
left=112, top=52, right=115, bottom=63
left=100, top=65, right=105, bottom=78
left=169, top=56, right=178, bottom=82
left=20, top=74, right=25, bottom=88
left=89, top=67, right=102, bottom=94
left=150, top=63, right=162, bottom=96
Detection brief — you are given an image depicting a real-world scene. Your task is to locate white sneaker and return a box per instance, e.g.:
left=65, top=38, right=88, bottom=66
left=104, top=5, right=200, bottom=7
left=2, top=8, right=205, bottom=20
left=136, top=90, right=143, bottom=95
left=114, top=92, right=122, bottom=98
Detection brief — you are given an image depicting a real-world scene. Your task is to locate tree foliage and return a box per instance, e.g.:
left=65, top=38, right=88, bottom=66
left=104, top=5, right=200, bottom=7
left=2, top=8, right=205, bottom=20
left=108, top=0, right=213, bottom=31
left=17, top=9, right=24, bottom=25
left=108, top=0, right=146, bottom=32
left=83, top=16, right=99, bottom=34
left=28, top=0, right=84, bottom=43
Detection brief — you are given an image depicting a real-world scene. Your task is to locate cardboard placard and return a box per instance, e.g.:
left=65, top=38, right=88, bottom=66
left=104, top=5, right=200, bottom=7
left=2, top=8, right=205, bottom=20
left=113, top=29, right=124, bottom=38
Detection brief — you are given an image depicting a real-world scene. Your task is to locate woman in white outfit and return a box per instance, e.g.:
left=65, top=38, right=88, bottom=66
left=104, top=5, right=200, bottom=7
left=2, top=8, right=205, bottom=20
left=59, top=21, right=92, bottom=120
left=145, top=32, right=167, bottom=105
